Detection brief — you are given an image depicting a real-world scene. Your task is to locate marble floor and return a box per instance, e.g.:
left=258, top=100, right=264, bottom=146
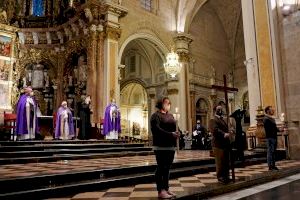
left=45, top=160, right=300, bottom=200
left=0, top=150, right=211, bottom=179
left=211, top=172, right=300, bottom=200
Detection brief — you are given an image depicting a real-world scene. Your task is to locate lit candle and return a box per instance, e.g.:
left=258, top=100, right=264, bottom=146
left=175, top=107, right=178, bottom=113
left=280, top=113, right=285, bottom=122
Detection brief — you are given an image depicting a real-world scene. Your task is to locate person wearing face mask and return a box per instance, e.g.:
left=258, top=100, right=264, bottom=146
left=78, top=95, right=92, bottom=140
left=263, top=106, right=281, bottom=171
left=16, top=86, right=39, bottom=140
left=193, top=119, right=207, bottom=149
left=209, top=105, right=231, bottom=184
left=54, top=101, right=75, bottom=140
left=150, top=97, right=179, bottom=199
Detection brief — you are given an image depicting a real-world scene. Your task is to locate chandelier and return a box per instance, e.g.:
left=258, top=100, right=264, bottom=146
left=163, top=49, right=182, bottom=78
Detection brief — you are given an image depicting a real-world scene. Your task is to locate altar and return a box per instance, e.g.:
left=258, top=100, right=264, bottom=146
left=38, top=115, right=80, bottom=139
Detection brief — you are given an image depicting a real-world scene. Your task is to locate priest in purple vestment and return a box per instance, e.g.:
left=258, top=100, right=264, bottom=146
left=16, top=87, right=39, bottom=140
left=55, top=101, right=75, bottom=140
left=103, top=99, right=121, bottom=139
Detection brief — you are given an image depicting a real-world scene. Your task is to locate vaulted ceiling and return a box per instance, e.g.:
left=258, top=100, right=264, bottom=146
left=176, top=0, right=243, bottom=56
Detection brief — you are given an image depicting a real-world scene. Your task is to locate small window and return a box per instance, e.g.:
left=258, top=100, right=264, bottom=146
left=32, top=0, right=45, bottom=16
left=140, top=0, right=152, bottom=12
left=129, top=56, right=136, bottom=73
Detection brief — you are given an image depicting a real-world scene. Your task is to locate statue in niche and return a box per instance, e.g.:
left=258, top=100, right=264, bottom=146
left=77, top=55, right=87, bottom=83
left=44, top=70, right=50, bottom=87
left=31, top=63, right=44, bottom=89
left=68, top=74, right=73, bottom=86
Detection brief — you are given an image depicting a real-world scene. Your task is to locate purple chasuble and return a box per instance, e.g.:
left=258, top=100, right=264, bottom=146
left=16, top=94, right=39, bottom=135
left=55, top=106, right=75, bottom=138
left=103, top=104, right=121, bottom=135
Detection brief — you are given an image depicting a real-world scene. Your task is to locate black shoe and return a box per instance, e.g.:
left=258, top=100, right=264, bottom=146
left=269, top=166, right=273, bottom=171
left=218, top=178, right=230, bottom=184
left=272, top=166, right=279, bottom=170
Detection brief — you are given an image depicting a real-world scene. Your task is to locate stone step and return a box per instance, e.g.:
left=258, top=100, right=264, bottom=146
left=0, top=155, right=270, bottom=200
left=0, top=149, right=153, bottom=165
left=0, top=146, right=152, bottom=158
left=0, top=143, right=145, bottom=152
left=0, top=139, right=136, bottom=146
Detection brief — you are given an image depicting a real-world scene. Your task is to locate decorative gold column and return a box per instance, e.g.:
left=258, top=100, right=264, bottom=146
left=103, top=27, right=120, bottom=107
left=55, top=50, right=66, bottom=109
left=253, top=0, right=277, bottom=109
left=87, top=25, right=97, bottom=124
left=96, top=30, right=105, bottom=121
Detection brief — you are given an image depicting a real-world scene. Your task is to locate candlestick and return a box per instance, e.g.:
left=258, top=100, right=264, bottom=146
left=173, top=107, right=180, bottom=153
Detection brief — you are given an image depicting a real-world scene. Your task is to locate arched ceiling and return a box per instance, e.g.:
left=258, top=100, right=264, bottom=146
left=177, top=0, right=243, bottom=55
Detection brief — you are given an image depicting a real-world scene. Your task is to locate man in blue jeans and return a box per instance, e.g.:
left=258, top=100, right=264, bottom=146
left=263, top=106, right=280, bottom=171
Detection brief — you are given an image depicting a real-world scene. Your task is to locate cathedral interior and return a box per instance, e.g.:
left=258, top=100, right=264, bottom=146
left=0, top=0, right=300, bottom=199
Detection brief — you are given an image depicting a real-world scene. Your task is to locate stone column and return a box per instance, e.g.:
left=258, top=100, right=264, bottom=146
left=242, top=0, right=286, bottom=150
left=174, top=33, right=193, bottom=132
left=147, top=88, right=156, bottom=146
left=241, top=0, right=262, bottom=126
left=167, top=80, right=180, bottom=124
left=102, top=4, right=127, bottom=107
left=190, top=90, right=196, bottom=128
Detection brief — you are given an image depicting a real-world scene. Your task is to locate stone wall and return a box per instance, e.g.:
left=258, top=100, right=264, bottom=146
left=189, top=2, right=231, bottom=78
left=280, top=11, right=300, bottom=159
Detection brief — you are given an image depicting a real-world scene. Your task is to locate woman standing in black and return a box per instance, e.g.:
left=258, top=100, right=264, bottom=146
left=150, top=97, right=179, bottom=199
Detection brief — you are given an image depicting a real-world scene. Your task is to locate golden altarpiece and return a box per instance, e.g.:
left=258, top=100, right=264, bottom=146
left=0, top=0, right=127, bottom=137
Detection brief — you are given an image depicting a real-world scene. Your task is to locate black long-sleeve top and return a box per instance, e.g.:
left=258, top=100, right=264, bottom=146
left=263, top=115, right=279, bottom=139
left=150, top=111, right=177, bottom=148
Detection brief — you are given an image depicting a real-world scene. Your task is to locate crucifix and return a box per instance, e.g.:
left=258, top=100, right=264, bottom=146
left=212, top=75, right=238, bottom=125
left=212, top=74, right=238, bottom=181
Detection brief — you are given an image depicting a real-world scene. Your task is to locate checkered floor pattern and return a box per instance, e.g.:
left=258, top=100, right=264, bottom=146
left=45, top=160, right=300, bottom=200
left=0, top=151, right=211, bottom=179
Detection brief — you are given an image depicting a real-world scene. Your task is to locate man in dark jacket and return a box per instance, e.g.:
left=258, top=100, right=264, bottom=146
left=263, top=106, right=280, bottom=171
left=209, top=106, right=231, bottom=184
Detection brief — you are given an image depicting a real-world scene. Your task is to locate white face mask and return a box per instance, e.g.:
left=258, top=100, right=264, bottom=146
left=85, top=97, right=91, bottom=104
left=163, top=104, right=171, bottom=112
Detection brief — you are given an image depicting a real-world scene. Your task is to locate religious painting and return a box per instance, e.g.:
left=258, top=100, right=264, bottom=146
left=0, top=35, right=12, bottom=57
left=132, top=122, right=141, bottom=136
left=0, top=58, right=11, bottom=81
left=31, top=63, right=45, bottom=89
left=0, top=82, right=10, bottom=109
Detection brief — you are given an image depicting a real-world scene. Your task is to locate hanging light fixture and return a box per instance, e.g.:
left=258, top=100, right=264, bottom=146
left=163, top=48, right=182, bottom=78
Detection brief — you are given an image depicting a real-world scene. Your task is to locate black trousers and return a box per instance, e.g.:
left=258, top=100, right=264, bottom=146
left=154, top=150, right=175, bottom=192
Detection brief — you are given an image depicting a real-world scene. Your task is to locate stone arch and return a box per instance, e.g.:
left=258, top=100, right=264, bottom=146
left=195, top=96, right=211, bottom=127
left=118, top=32, right=169, bottom=65
left=183, top=0, right=209, bottom=33
left=120, top=78, right=148, bottom=91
